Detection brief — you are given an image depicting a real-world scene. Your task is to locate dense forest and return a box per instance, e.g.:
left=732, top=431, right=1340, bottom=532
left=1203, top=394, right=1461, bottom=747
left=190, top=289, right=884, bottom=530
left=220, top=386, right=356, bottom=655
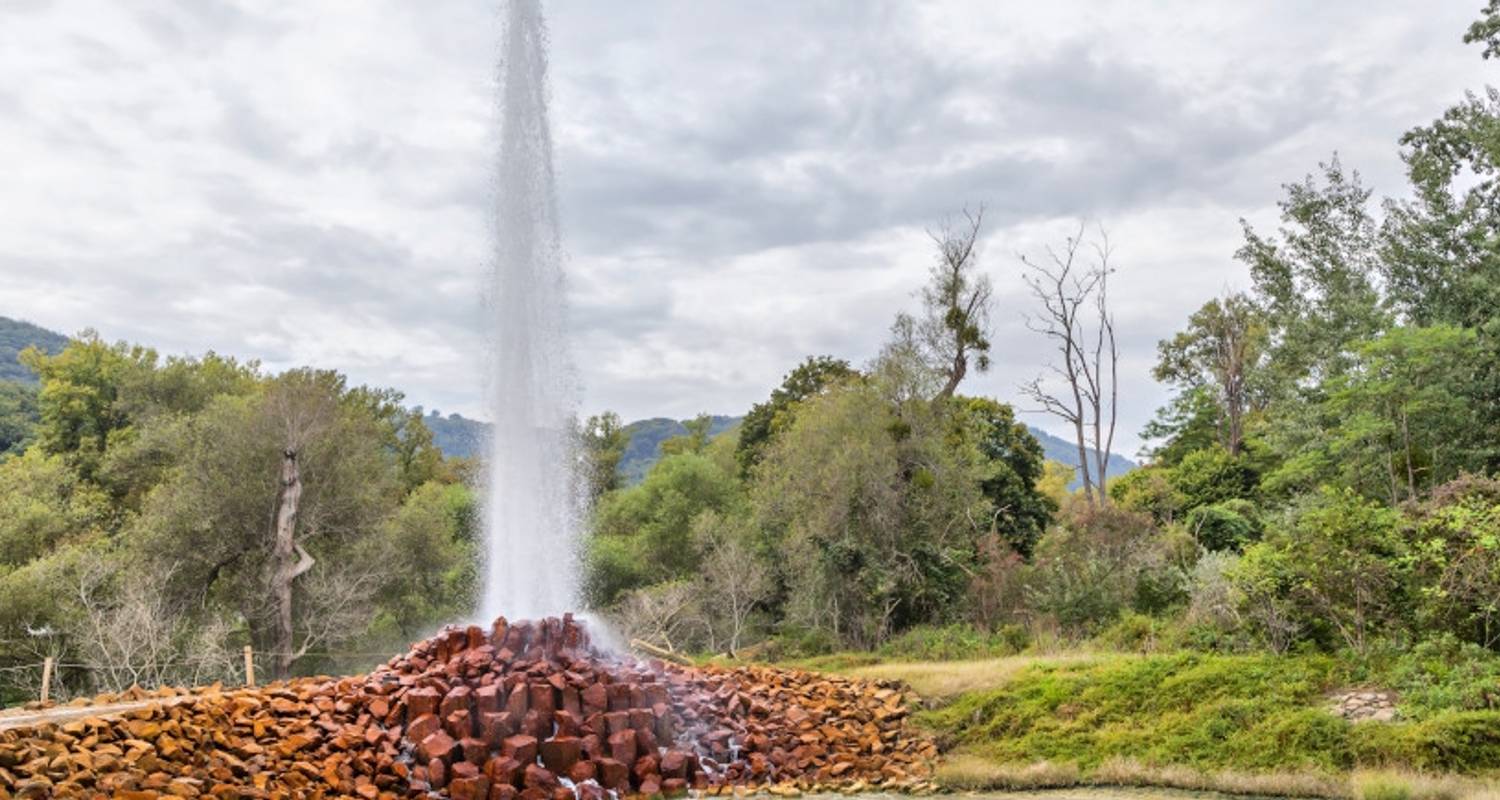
left=1, top=3, right=1498, bottom=720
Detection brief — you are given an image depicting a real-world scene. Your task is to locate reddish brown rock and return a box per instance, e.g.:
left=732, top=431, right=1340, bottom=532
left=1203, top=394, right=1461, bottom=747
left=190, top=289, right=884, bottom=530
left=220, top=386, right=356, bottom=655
left=419, top=731, right=459, bottom=764
left=522, top=763, right=558, bottom=790
left=568, top=759, right=597, bottom=784
left=606, top=729, right=637, bottom=765
left=484, top=756, right=523, bottom=787
left=538, top=736, right=582, bottom=774
left=594, top=758, right=630, bottom=793
left=501, top=734, right=538, bottom=765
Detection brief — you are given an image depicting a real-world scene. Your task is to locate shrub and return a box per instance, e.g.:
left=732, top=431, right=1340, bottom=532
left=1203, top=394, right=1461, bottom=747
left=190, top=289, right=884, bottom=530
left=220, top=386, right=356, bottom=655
left=1231, top=489, right=1406, bottom=654
left=1027, top=500, right=1184, bottom=638
left=1184, top=498, right=1262, bottom=552
left=1405, top=475, right=1500, bottom=649
left=878, top=622, right=1030, bottom=661
left=1092, top=612, right=1170, bottom=653
left=1109, top=465, right=1183, bottom=524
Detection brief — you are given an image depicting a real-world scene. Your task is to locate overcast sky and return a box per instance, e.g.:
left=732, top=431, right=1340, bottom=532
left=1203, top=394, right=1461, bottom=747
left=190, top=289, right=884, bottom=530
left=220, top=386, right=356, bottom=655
left=0, top=1, right=1488, bottom=455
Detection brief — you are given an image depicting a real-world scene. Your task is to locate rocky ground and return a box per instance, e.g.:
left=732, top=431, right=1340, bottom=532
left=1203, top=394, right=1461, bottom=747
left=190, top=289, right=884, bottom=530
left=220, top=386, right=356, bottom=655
left=0, top=615, right=938, bottom=799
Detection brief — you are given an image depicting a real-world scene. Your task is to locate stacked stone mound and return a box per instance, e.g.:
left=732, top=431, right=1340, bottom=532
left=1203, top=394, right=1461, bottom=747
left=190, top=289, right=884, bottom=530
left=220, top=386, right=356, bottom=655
left=0, top=614, right=935, bottom=799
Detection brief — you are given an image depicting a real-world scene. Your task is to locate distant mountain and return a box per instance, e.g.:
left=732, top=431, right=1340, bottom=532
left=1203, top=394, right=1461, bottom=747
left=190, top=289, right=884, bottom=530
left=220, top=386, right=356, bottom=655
left=415, top=412, right=740, bottom=483
left=422, top=410, right=486, bottom=460
left=617, top=416, right=740, bottom=484
left=0, top=317, right=68, bottom=383
left=420, top=410, right=1133, bottom=491
left=1027, top=425, right=1137, bottom=490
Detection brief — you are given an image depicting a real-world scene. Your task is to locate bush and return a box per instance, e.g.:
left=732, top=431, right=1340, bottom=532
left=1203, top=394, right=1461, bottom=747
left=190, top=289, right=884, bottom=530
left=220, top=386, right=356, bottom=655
left=1231, top=489, right=1406, bottom=654
left=1359, top=635, right=1500, bottom=719
left=877, top=623, right=1030, bottom=661
left=1405, top=475, right=1500, bottom=649
left=1027, top=500, right=1181, bottom=638
left=1184, top=499, right=1262, bottom=552
left=1092, top=612, right=1170, bottom=653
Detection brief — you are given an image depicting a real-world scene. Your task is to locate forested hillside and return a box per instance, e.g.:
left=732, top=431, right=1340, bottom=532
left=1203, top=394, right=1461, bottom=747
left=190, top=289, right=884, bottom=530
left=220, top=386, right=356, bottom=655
left=0, top=316, right=67, bottom=383
left=416, top=409, right=1130, bottom=490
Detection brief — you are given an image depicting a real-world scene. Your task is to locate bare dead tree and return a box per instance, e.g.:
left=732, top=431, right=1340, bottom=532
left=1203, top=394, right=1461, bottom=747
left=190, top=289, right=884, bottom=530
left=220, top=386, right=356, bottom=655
left=915, top=206, right=994, bottom=401
left=611, top=582, right=697, bottom=654
left=262, top=374, right=339, bottom=679
left=696, top=527, right=771, bottom=655
left=1019, top=224, right=1120, bottom=504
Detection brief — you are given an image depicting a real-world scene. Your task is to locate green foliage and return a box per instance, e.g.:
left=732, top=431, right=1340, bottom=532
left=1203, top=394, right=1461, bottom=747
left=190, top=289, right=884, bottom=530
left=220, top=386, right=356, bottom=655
left=1139, top=386, right=1222, bottom=467
left=1168, top=447, right=1258, bottom=509
left=1353, top=635, right=1500, bottom=720
left=951, top=396, right=1053, bottom=557
left=1405, top=476, right=1500, bottom=648
left=751, top=372, right=991, bottom=647
left=876, top=623, right=1029, bottom=661
left=0, top=450, right=107, bottom=568
left=0, top=380, right=39, bottom=456
left=922, top=653, right=1346, bottom=771
left=1233, top=489, right=1405, bottom=653
left=1183, top=499, right=1262, bottom=552
left=581, top=411, right=628, bottom=501
left=0, top=335, right=473, bottom=692
left=1108, top=465, right=1182, bottom=524
left=585, top=450, right=742, bottom=606
left=1153, top=293, right=1268, bottom=457
left=1026, top=501, right=1190, bottom=636
left=366, top=481, right=479, bottom=641
left=736, top=356, right=856, bottom=475
left=923, top=652, right=1500, bottom=775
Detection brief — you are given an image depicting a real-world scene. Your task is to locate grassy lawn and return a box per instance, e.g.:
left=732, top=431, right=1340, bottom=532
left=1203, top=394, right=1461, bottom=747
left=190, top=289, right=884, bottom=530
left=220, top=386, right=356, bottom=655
left=795, top=650, right=1500, bottom=799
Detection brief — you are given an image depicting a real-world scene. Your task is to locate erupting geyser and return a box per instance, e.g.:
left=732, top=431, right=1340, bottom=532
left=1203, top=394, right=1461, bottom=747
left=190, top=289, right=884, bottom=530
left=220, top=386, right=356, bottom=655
left=481, top=0, right=580, bottom=621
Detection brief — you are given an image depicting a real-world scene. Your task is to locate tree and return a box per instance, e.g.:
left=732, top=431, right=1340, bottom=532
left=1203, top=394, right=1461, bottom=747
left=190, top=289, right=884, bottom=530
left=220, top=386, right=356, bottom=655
left=1465, top=0, right=1500, bottom=60
left=751, top=371, right=990, bottom=647
left=131, top=369, right=400, bottom=679
left=1153, top=293, right=1268, bottom=456
left=581, top=411, right=628, bottom=501
left=692, top=511, right=771, bottom=654
left=0, top=381, right=38, bottom=456
left=1238, top=157, right=1387, bottom=386
left=19, top=333, right=154, bottom=480
left=1139, top=386, right=1222, bottom=467
left=736, top=356, right=856, bottom=474
left=584, top=448, right=742, bottom=606
left=1407, top=475, right=1500, bottom=649
left=911, top=207, right=994, bottom=401
left=952, top=396, right=1053, bottom=557
left=1020, top=224, right=1120, bottom=505
left=659, top=413, right=714, bottom=457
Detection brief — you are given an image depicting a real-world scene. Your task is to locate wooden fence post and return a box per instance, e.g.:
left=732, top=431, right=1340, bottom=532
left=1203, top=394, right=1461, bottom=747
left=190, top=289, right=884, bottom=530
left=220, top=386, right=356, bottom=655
left=244, top=646, right=256, bottom=688
left=40, top=657, right=53, bottom=705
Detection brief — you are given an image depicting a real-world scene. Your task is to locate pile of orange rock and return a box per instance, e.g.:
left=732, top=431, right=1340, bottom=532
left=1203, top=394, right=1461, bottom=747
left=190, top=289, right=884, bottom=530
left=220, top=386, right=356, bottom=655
left=0, top=614, right=936, bottom=799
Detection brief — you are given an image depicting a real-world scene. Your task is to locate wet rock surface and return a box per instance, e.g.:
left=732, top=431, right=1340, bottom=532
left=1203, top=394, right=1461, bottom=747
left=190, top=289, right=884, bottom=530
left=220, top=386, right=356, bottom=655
left=0, top=614, right=936, bottom=798
left=1329, top=689, right=1398, bottom=722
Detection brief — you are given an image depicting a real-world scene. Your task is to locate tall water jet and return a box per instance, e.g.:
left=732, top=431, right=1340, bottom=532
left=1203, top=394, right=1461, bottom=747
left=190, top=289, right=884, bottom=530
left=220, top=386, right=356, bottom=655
left=480, top=0, right=580, bottom=621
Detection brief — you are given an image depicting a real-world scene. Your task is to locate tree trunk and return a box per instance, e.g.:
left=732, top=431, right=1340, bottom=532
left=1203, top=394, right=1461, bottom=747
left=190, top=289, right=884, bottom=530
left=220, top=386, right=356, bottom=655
left=1072, top=417, right=1094, bottom=503
left=270, top=449, right=315, bottom=680
left=938, top=353, right=966, bottom=401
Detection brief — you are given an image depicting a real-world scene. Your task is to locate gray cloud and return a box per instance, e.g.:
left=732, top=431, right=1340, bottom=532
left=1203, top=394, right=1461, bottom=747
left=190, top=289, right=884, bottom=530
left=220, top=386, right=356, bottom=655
left=0, top=0, right=1486, bottom=454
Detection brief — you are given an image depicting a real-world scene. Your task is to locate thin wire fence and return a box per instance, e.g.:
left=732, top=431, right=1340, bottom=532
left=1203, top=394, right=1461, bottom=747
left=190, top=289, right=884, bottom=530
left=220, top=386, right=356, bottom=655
left=0, top=649, right=404, bottom=710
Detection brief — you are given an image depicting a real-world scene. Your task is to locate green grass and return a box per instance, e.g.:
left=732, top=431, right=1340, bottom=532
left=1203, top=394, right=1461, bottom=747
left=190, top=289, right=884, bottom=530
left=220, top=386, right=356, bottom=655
left=917, top=652, right=1500, bottom=777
